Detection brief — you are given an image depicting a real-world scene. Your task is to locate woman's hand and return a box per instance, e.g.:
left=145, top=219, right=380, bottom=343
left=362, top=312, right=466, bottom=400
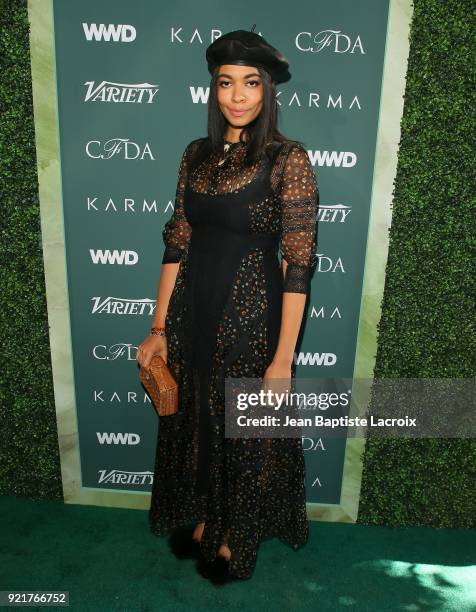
left=136, top=334, right=167, bottom=368
left=262, top=360, right=292, bottom=404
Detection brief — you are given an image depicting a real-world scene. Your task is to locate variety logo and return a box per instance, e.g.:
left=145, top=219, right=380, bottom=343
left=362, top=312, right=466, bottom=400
left=92, top=344, right=138, bottom=360
left=318, top=204, right=351, bottom=223
left=89, top=249, right=138, bottom=265
left=86, top=139, right=155, bottom=160
left=96, top=432, right=141, bottom=445
left=97, top=470, right=153, bottom=485
left=91, top=297, right=155, bottom=315
left=295, top=30, right=365, bottom=54
left=84, top=81, right=159, bottom=104
left=82, top=23, right=136, bottom=42
left=294, top=352, right=337, bottom=367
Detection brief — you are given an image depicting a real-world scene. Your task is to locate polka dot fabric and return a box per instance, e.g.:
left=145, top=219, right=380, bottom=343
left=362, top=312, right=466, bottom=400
left=161, top=137, right=319, bottom=294
left=161, top=146, right=193, bottom=264
left=150, top=136, right=319, bottom=579
left=279, top=145, right=319, bottom=293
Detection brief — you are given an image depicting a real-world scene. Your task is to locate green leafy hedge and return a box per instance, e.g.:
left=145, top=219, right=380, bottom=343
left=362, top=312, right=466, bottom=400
left=0, top=0, right=474, bottom=526
left=358, top=0, right=475, bottom=528
left=0, top=0, right=63, bottom=497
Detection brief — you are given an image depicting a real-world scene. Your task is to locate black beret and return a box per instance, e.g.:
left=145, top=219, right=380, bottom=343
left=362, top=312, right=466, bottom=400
left=206, top=27, right=290, bottom=84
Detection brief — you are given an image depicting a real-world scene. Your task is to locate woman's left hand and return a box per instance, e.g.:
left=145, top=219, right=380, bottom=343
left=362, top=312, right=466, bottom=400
left=262, top=360, right=292, bottom=403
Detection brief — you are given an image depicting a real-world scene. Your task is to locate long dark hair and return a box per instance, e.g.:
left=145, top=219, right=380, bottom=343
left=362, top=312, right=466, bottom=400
left=189, top=65, right=302, bottom=171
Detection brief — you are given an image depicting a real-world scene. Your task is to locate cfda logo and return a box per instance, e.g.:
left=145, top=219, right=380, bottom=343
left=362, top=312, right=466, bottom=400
left=85, top=139, right=155, bottom=160
left=295, top=30, right=365, bottom=54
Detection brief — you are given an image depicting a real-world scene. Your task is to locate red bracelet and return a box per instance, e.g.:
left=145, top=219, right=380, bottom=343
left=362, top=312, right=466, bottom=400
left=150, top=326, right=166, bottom=337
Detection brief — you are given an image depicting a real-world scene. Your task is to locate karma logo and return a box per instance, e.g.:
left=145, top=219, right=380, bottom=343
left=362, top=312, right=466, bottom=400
left=309, top=305, right=343, bottom=319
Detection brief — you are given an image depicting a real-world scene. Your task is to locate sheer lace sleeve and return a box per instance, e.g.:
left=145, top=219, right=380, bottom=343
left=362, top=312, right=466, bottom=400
left=161, top=141, right=197, bottom=264
left=279, top=143, right=319, bottom=294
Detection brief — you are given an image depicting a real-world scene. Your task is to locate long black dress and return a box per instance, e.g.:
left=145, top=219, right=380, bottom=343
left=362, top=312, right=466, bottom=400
left=149, top=135, right=319, bottom=579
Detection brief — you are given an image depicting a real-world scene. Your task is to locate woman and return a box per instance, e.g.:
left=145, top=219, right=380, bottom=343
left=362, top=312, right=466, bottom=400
left=137, top=27, right=319, bottom=581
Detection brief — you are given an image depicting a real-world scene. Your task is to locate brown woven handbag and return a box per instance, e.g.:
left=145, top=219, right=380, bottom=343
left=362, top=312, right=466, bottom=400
left=139, top=354, right=178, bottom=416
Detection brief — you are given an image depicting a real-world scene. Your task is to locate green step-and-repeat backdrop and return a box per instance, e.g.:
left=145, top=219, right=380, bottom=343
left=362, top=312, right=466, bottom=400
left=28, top=0, right=413, bottom=520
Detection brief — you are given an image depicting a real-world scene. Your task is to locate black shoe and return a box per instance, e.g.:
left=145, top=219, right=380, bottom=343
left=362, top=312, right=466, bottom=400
left=196, top=554, right=238, bottom=584
left=168, top=526, right=201, bottom=560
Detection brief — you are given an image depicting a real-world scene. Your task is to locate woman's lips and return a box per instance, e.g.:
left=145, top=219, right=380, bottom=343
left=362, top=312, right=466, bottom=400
left=229, top=108, right=248, bottom=117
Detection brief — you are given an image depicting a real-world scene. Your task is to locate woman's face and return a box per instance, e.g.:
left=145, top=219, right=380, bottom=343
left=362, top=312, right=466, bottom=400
left=216, top=64, right=264, bottom=127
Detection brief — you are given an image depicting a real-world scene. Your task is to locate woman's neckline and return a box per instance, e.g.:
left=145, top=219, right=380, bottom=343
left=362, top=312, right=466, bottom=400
left=224, top=139, right=245, bottom=145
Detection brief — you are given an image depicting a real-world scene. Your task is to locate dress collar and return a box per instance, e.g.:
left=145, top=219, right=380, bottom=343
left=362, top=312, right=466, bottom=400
left=224, top=138, right=245, bottom=146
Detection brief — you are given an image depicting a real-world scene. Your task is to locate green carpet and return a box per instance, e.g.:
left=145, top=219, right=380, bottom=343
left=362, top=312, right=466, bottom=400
left=0, top=495, right=474, bottom=611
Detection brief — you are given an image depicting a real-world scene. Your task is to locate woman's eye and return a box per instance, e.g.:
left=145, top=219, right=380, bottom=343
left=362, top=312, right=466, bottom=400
left=218, top=80, right=261, bottom=87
